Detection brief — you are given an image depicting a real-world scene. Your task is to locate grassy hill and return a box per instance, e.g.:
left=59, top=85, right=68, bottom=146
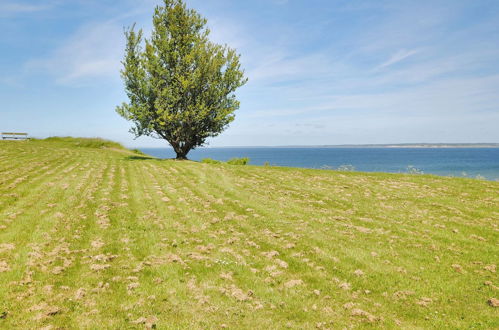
left=0, top=138, right=497, bottom=329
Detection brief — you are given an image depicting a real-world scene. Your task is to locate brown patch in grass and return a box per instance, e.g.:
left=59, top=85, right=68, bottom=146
left=0, top=243, right=15, bottom=253
left=265, top=265, right=283, bottom=278
left=167, top=254, right=185, bottom=264
left=262, top=251, right=279, bottom=259
left=351, top=308, right=378, bottom=322
left=91, top=239, right=104, bottom=249
left=127, top=282, right=140, bottom=294
left=353, top=269, right=364, bottom=277
left=92, top=254, right=117, bottom=262
left=220, top=272, right=233, bottom=281
left=484, top=264, right=496, bottom=273
left=0, top=260, right=10, bottom=272
left=470, top=234, right=486, bottom=241
left=452, top=264, right=464, bottom=273
left=187, top=252, right=207, bottom=261
left=51, top=266, right=65, bottom=275
left=343, top=302, right=356, bottom=309
left=339, top=282, right=351, bottom=290
left=484, top=281, right=499, bottom=290
left=393, top=290, right=415, bottom=300
left=284, top=279, right=303, bottom=289
left=275, top=259, right=288, bottom=269
left=31, top=304, right=61, bottom=321
left=90, top=264, right=110, bottom=271
left=54, top=212, right=65, bottom=219
left=487, top=298, right=499, bottom=307
left=131, top=316, right=158, bottom=329
left=43, top=285, right=53, bottom=294
left=220, top=285, right=253, bottom=302
left=416, top=297, right=433, bottom=307
left=75, top=288, right=86, bottom=300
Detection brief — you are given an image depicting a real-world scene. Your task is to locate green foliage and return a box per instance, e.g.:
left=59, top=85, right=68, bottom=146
left=131, top=148, right=148, bottom=156
left=337, top=164, right=356, bottom=172
left=42, top=137, right=125, bottom=149
left=116, top=0, right=247, bottom=160
left=320, top=164, right=356, bottom=172
left=226, top=157, right=249, bottom=165
left=406, top=165, right=424, bottom=174
left=201, top=158, right=221, bottom=164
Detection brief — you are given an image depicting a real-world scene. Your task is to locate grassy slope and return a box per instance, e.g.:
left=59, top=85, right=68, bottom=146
left=0, top=139, right=497, bottom=329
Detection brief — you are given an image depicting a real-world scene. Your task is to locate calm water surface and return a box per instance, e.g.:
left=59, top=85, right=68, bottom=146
left=140, top=147, right=499, bottom=180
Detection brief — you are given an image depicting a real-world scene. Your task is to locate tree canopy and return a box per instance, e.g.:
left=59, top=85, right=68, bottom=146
left=117, top=0, right=247, bottom=159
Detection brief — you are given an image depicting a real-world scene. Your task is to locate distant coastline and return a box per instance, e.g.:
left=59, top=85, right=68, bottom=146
left=318, top=143, right=499, bottom=149
left=205, top=143, right=499, bottom=149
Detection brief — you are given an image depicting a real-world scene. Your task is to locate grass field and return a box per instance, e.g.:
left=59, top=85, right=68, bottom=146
left=0, top=138, right=498, bottom=329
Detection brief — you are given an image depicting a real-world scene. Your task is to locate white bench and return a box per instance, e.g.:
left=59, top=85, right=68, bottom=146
left=1, top=132, right=28, bottom=140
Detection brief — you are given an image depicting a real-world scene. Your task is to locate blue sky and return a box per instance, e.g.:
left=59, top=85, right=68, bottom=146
left=1, top=0, right=499, bottom=147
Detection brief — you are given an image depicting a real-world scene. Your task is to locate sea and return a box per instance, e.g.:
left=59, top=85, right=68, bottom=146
left=140, top=147, right=499, bottom=181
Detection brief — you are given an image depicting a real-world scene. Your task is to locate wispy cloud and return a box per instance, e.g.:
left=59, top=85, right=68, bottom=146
left=23, top=3, right=250, bottom=87
left=0, top=1, right=53, bottom=16
left=247, top=74, right=499, bottom=119
left=375, top=49, right=419, bottom=70
left=247, top=52, right=333, bottom=83
left=207, top=18, right=247, bottom=50
left=0, top=75, right=22, bottom=88
left=25, top=21, right=125, bottom=85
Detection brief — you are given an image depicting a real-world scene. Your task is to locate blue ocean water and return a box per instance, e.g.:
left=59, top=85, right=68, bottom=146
left=140, top=147, right=499, bottom=180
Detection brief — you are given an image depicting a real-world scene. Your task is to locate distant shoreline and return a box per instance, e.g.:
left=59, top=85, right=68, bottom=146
left=189, top=143, right=499, bottom=149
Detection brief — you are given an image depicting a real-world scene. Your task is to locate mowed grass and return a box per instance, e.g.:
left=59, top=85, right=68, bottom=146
left=0, top=139, right=498, bottom=329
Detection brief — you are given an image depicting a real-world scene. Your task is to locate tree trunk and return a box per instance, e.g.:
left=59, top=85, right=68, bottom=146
left=172, top=142, right=191, bottom=160
left=175, top=152, right=188, bottom=160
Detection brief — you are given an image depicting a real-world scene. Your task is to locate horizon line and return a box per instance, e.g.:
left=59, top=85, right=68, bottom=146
left=134, top=142, right=499, bottom=149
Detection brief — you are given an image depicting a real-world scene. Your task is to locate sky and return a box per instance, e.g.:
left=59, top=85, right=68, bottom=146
left=1, top=0, right=499, bottom=147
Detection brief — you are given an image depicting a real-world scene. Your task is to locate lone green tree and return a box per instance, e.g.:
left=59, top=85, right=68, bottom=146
left=117, top=0, right=247, bottom=159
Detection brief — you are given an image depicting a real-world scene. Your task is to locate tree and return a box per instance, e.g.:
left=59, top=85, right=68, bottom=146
left=117, top=0, right=247, bottom=159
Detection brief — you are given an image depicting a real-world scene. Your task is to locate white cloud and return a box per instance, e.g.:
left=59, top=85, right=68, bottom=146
left=0, top=75, right=22, bottom=88
left=247, top=52, right=332, bottom=83
left=375, top=49, right=419, bottom=70
left=22, top=3, right=246, bottom=86
left=0, top=2, right=50, bottom=14
left=25, top=21, right=125, bottom=85
left=245, top=74, right=499, bottom=120
left=207, top=18, right=247, bottom=50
